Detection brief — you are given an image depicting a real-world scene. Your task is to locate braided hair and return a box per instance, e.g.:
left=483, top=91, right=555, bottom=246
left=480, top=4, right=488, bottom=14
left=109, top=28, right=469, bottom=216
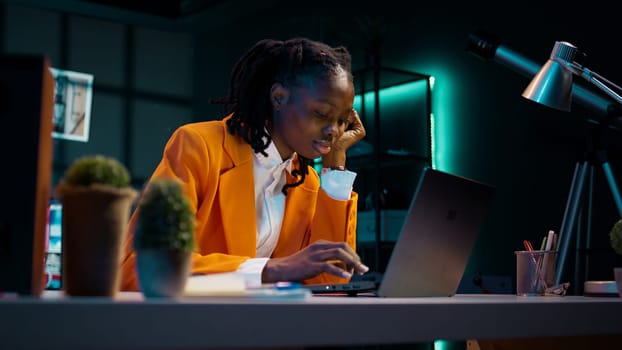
left=213, top=38, right=353, bottom=195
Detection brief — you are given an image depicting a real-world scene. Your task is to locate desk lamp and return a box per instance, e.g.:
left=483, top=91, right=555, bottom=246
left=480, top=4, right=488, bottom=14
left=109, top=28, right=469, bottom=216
left=523, top=41, right=622, bottom=110
left=522, top=41, right=622, bottom=295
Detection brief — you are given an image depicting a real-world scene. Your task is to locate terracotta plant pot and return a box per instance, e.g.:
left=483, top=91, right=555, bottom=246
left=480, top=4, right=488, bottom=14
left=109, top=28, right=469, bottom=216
left=136, top=249, right=192, bottom=298
left=57, top=184, right=137, bottom=297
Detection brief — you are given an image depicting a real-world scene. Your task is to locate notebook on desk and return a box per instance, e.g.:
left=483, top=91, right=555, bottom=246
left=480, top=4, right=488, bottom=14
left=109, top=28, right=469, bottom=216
left=305, top=167, right=496, bottom=297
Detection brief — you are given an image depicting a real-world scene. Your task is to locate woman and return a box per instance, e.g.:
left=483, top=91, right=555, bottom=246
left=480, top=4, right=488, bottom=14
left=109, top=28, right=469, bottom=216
left=121, top=37, right=368, bottom=291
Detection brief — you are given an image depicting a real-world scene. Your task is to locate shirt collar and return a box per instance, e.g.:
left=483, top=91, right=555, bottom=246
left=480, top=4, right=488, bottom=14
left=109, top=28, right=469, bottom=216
left=253, top=132, right=294, bottom=174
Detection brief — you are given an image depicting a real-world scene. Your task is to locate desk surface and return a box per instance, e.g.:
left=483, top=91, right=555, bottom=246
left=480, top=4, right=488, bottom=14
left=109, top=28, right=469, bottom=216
left=1, top=291, right=621, bottom=350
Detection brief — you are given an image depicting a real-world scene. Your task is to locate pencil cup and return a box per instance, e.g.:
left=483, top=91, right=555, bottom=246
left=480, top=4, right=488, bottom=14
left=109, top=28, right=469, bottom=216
left=515, top=250, right=557, bottom=296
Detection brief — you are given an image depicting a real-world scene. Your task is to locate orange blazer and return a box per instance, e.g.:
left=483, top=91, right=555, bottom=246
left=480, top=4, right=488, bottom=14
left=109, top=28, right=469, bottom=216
left=120, top=117, right=358, bottom=291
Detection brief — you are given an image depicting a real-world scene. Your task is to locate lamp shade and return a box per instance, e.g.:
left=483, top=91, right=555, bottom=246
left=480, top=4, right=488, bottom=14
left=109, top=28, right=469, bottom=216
left=522, top=41, right=578, bottom=112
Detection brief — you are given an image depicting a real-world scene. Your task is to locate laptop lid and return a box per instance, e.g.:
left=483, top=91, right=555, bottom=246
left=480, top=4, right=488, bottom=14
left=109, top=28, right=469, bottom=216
left=376, top=167, right=495, bottom=297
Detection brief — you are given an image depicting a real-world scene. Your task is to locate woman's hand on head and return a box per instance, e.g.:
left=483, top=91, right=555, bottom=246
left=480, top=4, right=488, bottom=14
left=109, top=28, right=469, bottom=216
left=322, top=109, right=366, bottom=168
left=261, top=239, right=369, bottom=283
left=337, top=108, right=366, bottom=151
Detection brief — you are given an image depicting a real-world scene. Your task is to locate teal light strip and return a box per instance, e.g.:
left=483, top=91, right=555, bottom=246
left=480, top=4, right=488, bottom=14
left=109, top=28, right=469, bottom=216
left=429, top=76, right=436, bottom=170
left=430, top=112, right=436, bottom=169
left=354, top=80, right=428, bottom=112
left=434, top=340, right=460, bottom=350
left=419, top=66, right=453, bottom=174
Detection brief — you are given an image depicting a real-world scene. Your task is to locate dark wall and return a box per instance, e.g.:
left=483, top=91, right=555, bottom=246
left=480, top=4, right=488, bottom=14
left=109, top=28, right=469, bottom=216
left=5, top=0, right=620, bottom=293
left=193, top=0, right=622, bottom=291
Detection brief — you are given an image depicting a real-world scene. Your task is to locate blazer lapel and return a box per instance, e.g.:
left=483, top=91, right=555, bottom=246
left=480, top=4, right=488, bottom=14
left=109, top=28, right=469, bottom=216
left=218, top=130, right=257, bottom=257
left=273, top=162, right=319, bottom=257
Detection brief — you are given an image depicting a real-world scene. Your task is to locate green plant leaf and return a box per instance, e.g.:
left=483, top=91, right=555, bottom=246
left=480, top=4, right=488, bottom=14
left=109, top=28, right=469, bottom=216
left=133, top=178, right=195, bottom=252
left=62, top=155, right=131, bottom=188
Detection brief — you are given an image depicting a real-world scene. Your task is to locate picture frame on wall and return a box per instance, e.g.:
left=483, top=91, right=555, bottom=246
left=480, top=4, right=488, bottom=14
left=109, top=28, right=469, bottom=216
left=50, top=68, right=94, bottom=143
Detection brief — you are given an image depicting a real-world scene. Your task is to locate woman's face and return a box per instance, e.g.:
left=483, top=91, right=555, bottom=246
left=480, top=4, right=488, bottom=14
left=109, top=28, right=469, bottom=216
left=270, top=69, right=355, bottom=160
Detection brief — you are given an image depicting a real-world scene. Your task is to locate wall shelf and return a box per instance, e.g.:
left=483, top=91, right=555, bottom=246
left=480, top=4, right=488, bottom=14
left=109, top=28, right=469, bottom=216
left=350, top=61, right=432, bottom=272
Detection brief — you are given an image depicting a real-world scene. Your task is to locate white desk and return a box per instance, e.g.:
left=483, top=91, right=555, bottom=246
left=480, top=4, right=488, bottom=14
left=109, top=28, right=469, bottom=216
left=1, top=292, right=621, bottom=349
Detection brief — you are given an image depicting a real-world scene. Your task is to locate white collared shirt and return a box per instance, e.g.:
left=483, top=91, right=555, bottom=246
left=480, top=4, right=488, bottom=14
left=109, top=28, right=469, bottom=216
left=236, top=139, right=356, bottom=288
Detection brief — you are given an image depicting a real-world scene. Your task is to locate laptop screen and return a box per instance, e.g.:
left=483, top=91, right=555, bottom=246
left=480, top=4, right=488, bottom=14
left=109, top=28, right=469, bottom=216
left=305, top=167, right=496, bottom=297
left=44, top=200, right=62, bottom=290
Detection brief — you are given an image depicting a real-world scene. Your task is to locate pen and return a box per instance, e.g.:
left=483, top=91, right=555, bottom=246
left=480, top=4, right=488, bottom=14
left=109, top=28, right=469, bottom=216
left=539, top=236, right=547, bottom=250
left=544, top=230, right=555, bottom=251
left=538, top=230, right=556, bottom=290
left=523, top=240, right=538, bottom=267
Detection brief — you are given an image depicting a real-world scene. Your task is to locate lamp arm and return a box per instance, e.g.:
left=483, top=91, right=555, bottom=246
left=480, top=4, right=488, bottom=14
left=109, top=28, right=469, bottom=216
left=565, top=60, right=622, bottom=106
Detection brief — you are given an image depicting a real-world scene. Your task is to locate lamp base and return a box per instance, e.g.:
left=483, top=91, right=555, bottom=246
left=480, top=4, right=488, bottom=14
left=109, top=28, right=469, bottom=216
left=583, top=280, right=618, bottom=297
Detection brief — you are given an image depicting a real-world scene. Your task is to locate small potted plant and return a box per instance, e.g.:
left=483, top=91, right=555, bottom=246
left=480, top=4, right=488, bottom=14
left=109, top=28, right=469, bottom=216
left=133, top=178, right=195, bottom=298
left=55, top=155, right=138, bottom=297
left=610, top=218, right=622, bottom=297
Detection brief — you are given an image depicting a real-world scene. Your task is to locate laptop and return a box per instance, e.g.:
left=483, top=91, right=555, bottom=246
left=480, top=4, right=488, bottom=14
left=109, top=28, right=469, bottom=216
left=305, top=167, right=495, bottom=297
